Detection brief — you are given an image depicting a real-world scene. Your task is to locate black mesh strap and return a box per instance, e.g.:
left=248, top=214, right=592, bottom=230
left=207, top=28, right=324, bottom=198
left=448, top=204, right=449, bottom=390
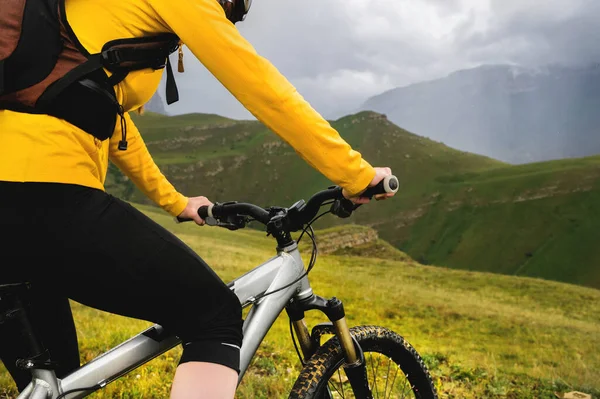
left=0, top=102, right=45, bottom=115
left=36, top=54, right=104, bottom=108
left=100, top=34, right=179, bottom=70
left=101, top=46, right=173, bottom=72
left=44, top=0, right=61, bottom=23
left=0, top=60, right=4, bottom=95
left=100, top=34, right=181, bottom=104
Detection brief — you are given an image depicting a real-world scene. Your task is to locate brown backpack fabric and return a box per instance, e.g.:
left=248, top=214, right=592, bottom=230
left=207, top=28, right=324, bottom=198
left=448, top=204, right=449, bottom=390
left=0, top=0, right=180, bottom=149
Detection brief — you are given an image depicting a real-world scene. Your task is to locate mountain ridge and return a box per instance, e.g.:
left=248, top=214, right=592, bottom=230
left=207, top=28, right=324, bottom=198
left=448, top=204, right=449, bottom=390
left=360, top=63, right=600, bottom=164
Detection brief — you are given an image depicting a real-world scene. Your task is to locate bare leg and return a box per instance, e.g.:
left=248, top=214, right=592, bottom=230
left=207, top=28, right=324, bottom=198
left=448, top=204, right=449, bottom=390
left=170, top=362, right=238, bottom=399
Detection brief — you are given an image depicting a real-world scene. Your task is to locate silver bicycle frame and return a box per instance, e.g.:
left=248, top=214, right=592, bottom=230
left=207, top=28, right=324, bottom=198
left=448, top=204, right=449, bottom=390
left=17, top=243, right=313, bottom=399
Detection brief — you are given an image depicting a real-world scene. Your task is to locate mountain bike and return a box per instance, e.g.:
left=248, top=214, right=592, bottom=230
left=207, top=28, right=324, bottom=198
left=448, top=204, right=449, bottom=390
left=1, top=175, right=438, bottom=398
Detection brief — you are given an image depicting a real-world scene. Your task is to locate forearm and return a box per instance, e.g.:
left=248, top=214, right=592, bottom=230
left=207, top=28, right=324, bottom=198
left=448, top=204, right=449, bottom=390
left=148, top=0, right=376, bottom=195
left=109, top=113, right=188, bottom=216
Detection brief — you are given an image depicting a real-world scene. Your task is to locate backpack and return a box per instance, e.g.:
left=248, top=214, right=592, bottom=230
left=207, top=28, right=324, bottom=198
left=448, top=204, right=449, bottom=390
left=0, top=0, right=181, bottom=150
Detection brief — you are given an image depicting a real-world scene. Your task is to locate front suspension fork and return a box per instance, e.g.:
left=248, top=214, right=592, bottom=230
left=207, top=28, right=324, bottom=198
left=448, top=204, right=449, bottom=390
left=286, top=295, right=372, bottom=398
left=287, top=296, right=358, bottom=362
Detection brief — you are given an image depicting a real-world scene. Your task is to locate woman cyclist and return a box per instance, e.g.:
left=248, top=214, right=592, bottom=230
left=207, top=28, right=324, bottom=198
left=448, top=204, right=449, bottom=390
left=0, top=0, right=395, bottom=397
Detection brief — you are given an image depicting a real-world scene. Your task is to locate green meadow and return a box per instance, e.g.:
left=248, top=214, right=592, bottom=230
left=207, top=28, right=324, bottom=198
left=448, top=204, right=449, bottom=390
left=1, top=204, right=598, bottom=398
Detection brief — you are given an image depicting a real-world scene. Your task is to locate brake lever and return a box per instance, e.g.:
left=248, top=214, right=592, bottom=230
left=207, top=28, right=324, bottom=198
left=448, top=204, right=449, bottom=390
left=177, top=214, right=247, bottom=230
left=215, top=222, right=241, bottom=230
left=213, top=215, right=248, bottom=230
left=204, top=216, right=219, bottom=226
left=330, top=198, right=356, bottom=218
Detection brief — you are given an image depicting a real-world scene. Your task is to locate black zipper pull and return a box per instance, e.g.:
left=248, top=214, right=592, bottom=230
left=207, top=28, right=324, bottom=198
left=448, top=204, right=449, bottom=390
left=117, top=104, right=128, bottom=151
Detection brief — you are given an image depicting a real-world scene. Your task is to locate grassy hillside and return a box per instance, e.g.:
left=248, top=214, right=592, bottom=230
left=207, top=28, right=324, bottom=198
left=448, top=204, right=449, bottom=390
left=396, top=156, right=600, bottom=287
left=1, top=204, right=598, bottom=398
left=119, top=110, right=502, bottom=203
left=105, top=111, right=600, bottom=290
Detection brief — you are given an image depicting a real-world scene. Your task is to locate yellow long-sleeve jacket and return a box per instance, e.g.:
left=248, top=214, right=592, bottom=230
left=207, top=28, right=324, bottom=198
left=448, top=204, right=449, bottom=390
left=0, top=0, right=375, bottom=217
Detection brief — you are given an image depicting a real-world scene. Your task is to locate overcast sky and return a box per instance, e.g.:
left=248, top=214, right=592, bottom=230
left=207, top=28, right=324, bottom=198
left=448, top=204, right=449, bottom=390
left=161, top=0, right=600, bottom=119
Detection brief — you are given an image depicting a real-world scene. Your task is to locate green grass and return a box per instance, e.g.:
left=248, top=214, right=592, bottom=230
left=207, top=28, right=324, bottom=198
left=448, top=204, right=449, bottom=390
left=1, top=204, right=598, bottom=398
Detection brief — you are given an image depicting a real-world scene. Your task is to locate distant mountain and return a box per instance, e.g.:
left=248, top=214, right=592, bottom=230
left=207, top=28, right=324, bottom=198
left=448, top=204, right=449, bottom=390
left=360, top=64, right=600, bottom=164
left=143, top=92, right=168, bottom=115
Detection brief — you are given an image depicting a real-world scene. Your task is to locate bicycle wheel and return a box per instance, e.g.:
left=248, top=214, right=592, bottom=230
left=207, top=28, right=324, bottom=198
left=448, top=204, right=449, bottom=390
left=289, top=325, right=437, bottom=399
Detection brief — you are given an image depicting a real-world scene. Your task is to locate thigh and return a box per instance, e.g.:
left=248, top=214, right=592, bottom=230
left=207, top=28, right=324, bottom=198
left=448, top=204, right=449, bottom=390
left=0, top=183, right=239, bottom=362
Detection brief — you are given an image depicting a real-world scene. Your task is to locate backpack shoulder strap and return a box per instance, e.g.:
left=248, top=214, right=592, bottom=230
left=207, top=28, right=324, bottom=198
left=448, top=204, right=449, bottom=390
left=45, top=0, right=60, bottom=21
left=55, top=0, right=90, bottom=56
left=0, top=0, right=61, bottom=96
left=0, top=59, right=4, bottom=95
left=39, top=0, right=181, bottom=107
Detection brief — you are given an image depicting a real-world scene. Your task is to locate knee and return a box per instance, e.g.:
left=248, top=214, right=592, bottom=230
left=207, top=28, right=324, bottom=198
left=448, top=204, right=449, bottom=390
left=181, top=286, right=243, bottom=347
left=212, top=288, right=243, bottom=346
left=177, top=289, right=244, bottom=373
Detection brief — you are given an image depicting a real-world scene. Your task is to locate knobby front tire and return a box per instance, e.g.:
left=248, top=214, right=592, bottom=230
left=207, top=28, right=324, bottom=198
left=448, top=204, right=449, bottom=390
left=288, top=325, right=438, bottom=399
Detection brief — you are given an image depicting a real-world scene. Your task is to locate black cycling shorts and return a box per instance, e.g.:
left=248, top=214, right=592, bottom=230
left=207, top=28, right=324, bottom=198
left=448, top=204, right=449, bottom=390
left=0, top=182, right=243, bottom=391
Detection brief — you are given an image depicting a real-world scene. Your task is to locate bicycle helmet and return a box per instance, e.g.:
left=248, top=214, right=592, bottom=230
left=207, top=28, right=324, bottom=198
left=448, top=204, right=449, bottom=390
left=218, top=0, right=252, bottom=23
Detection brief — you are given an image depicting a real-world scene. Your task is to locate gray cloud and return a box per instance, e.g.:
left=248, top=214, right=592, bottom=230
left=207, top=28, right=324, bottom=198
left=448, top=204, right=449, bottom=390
left=162, top=0, right=600, bottom=119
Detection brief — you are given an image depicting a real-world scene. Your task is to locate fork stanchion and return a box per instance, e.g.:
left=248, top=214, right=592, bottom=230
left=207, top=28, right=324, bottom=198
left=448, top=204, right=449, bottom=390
left=332, top=317, right=359, bottom=366
left=291, top=319, right=314, bottom=361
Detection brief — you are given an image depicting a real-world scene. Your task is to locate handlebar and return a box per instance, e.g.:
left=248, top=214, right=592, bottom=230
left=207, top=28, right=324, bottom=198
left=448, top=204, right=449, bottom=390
left=176, top=175, right=399, bottom=231
left=361, top=175, right=399, bottom=199
left=198, top=201, right=271, bottom=224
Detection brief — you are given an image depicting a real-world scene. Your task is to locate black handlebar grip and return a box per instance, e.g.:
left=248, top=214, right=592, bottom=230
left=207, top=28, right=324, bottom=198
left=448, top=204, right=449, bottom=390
left=360, top=175, right=399, bottom=199
left=174, top=204, right=213, bottom=224
left=198, top=205, right=211, bottom=219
